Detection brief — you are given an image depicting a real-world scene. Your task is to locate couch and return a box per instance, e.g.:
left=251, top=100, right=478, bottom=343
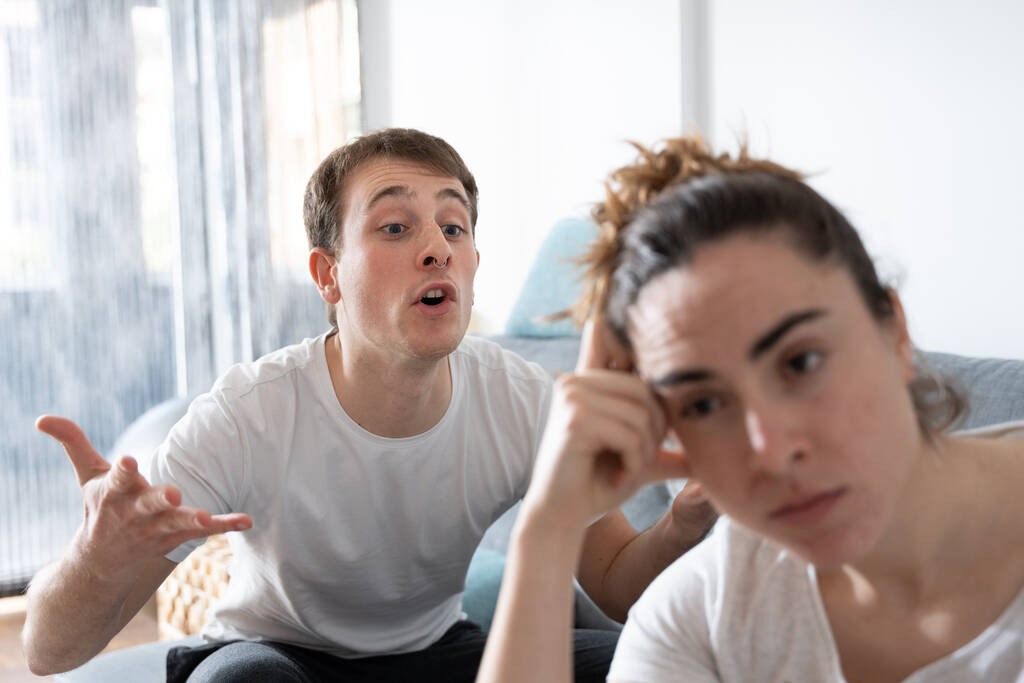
left=55, top=219, right=1024, bottom=681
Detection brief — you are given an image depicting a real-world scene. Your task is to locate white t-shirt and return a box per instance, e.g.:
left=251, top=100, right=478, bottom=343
left=610, top=422, right=1024, bottom=683
left=145, top=333, right=552, bottom=657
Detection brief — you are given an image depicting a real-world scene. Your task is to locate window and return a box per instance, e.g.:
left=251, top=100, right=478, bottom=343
left=0, top=0, right=361, bottom=596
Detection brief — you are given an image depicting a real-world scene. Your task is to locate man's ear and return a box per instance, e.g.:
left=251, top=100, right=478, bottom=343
left=309, top=248, right=341, bottom=305
left=884, top=288, right=915, bottom=382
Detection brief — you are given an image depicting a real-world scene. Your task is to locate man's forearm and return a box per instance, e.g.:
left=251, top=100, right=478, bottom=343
left=22, top=552, right=133, bottom=675
left=580, top=507, right=711, bottom=622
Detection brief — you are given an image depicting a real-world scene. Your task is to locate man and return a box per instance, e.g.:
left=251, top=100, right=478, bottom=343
left=23, top=128, right=713, bottom=681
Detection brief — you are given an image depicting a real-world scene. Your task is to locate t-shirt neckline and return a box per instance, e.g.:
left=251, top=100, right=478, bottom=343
left=311, top=332, right=460, bottom=447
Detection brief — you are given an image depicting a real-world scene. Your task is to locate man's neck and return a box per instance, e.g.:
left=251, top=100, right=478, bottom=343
left=324, top=332, right=453, bottom=438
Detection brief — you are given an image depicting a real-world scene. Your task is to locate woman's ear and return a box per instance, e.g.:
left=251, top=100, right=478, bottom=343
left=884, top=288, right=915, bottom=382
left=309, top=248, right=341, bottom=305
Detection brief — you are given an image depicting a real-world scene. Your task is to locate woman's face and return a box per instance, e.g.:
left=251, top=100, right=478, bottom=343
left=628, top=232, right=920, bottom=567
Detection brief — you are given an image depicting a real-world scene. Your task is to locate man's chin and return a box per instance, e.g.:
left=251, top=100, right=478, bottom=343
left=407, top=328, right=467, bottom=360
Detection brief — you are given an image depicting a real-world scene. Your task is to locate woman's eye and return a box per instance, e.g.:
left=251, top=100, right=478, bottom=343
left=381, top=223, right=406, bottom=236
left=441, top=224, right=464, bottom=237
left=682, top=396, right=721, bottom=419
left=787, top=350, right=823, bottom=375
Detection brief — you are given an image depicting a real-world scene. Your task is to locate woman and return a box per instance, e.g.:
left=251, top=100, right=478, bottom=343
left=477, top=137, right=1024, bottom=682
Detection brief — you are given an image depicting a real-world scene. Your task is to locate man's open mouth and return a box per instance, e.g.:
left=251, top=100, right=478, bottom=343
left=420, top=289, right=447, bottom=306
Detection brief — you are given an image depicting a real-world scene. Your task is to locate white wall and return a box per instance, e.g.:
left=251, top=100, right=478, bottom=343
left=359, top=0, right=695, bottom=332
left=709, top=0, right=1024, bottom=359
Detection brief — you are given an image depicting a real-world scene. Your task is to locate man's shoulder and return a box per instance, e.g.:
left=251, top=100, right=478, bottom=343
left=211, top=333, right=327, bottom=399
left=454, top=334, right=554, bottom=387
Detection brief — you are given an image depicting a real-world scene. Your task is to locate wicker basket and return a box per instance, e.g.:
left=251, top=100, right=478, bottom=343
left=155, top=534, right=233, bottom=640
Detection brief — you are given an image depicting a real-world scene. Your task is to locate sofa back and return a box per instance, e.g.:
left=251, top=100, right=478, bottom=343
left=484, top=334, right=1024, bottom=430
left=481, top=334, right=1024, bottom=536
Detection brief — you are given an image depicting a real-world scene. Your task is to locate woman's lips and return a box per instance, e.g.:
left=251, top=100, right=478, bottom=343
left=769, top=487, right=847, bottom=526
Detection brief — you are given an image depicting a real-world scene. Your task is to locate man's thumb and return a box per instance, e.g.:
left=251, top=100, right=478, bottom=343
left=36, top=415, right=110, bottom=486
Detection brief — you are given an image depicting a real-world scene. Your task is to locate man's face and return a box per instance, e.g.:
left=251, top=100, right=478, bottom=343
left=332, top=158, right=479, bottom=361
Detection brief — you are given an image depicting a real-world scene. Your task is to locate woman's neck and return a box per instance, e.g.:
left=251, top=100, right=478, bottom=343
left=823, top=434, right=1021, bottom=603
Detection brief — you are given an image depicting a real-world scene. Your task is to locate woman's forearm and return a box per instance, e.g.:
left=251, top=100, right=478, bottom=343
left=476, top=506, right=587, bottom=683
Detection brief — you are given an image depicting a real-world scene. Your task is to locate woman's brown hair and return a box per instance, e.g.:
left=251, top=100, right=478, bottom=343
left=574, top=135, right=963, bottom=434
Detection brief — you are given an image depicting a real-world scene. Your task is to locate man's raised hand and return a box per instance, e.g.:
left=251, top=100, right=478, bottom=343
left=35, top=415, right=251, bottom=583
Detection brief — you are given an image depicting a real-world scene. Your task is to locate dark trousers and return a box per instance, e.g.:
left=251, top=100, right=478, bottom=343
left=168, top=620, right=618, bottom=683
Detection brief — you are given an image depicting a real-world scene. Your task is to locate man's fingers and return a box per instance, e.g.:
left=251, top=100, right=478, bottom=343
left=679, top=478, right=707, bottom=500
left=164, top=507, right=252, bottom=534
left=107, top=455, right=147, bottom=494
left=134, top=485, right=177, bottom=516
left=36, top=415, right=110, bottom=486
left=157, top=515, right=251, bottom=557
left=209, top=513, right=253, bottom=533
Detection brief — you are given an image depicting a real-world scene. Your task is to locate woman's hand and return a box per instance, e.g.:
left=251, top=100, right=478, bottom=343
left=522, top=317, right=688, bottom=528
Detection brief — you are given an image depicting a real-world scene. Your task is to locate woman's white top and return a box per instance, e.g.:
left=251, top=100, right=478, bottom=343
left=610, top=421, right=1024, bottom=683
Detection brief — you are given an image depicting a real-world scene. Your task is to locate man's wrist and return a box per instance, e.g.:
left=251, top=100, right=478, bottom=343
left=659, top=505, right=716, bottom=554
left=69, top=528, right=139, bottom=589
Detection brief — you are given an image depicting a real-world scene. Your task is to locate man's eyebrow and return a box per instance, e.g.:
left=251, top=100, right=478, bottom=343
left=749, top=309, right=827, bottom=360
left=436, top=187, right=471, bottom=212
left=367, top=185, right=413, bottom=210
left=365, top=185, right=471, bottom=214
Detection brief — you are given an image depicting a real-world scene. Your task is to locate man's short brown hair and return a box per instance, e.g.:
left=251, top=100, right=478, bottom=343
left=302, top=128, right=480, bottom=330
left=303, top=128, right=479, bottom=255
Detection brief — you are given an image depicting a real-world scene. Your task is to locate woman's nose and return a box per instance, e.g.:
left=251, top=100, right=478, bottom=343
left=744, top=403, right=807, bottom=474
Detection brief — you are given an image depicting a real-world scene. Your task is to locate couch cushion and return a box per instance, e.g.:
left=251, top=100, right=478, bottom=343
left=462, top=547, right=506, bottom=632
left=923, top=351, right=1024, bottom=429
left=504, top=218, right=596, bottom=337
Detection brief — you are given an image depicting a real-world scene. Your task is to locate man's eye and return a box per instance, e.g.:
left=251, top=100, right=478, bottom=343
left=682, top=396, right=721, bottom=419
left=787, top=350, right=823, bottom=375
left=441, top=224, right=464, bottom=237
left=381, top=223, right=406, bottom=235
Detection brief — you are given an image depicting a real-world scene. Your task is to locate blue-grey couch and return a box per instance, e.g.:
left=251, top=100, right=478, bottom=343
left=55, top=217, right=1024, bottom=680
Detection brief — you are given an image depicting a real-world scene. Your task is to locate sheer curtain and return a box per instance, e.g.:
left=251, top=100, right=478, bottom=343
left=0, top=0, right=361, bottom=595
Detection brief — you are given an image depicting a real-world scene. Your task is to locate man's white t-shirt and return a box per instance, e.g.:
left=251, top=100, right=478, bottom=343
left=145, top=333, right=552, bottom=657
left=610, top=422, right=1024, bottom=683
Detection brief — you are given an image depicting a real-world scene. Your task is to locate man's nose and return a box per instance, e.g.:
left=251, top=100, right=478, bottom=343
left=744, top=401, right=807, bottom=474
left=419, top=224, right=453, bottom=269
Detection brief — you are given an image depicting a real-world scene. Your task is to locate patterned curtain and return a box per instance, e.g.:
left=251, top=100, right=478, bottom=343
left=0, top=0, right=361, bottom=595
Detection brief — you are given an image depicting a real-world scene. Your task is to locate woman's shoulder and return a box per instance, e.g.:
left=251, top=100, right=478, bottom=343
left=612, top=518, right=839, bottom=682
left=634, top=517, right=813, bottom=624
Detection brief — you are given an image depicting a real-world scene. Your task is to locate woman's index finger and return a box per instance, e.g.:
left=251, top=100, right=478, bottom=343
left=576, top=316, right=632, bottom=372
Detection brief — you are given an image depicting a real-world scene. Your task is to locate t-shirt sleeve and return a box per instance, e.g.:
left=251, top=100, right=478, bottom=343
left=514, top=369, right=555, bottom=501
left=143, top=390, right=249, bottom=563
left=608, top=533, right=722, bottom=683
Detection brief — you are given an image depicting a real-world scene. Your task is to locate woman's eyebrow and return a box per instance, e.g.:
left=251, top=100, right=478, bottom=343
left=650, top=368, right=714, bottom=388
left=748, top=309, right=827, bottom=360
left=648, top=309, right=828, bottom=388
